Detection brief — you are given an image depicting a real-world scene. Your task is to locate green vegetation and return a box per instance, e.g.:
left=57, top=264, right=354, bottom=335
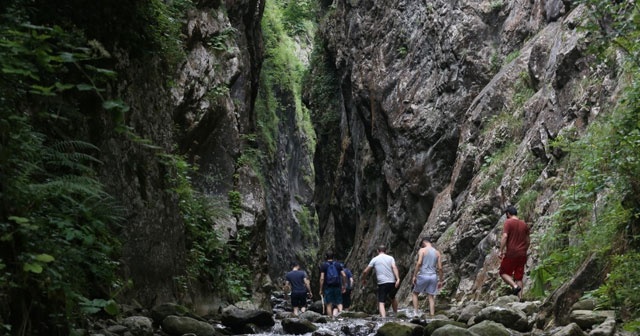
left=520, top=162, right=544, bottom=191
left=531, top=0, right=640, bottom=329
left=516, top=189, right=539, bottom=223
left=228, top=190, right=243, bottom=216
left=479, top=143, right=518, bottom=194
left=255, top=0, right=317, bottom=157
left=483, top=110, right=524, bottom=140
left=161, top=153, right=251, bottom=303
left=207, top=26, right=238, bottom=52
left=504, top=50, right=520, bottom=64
left=490, top=0, right=505, bottom=11
left=0, top=14, right=125, bottom=335
left=295, top=205, right=317, bottom=241
left=397, top=45, right=409, bottom=58
left=490, top=51, right=502, bottom=73
left=512, top=71, right=535, bottom=108
left=280, top=0, right=316, bottom=37
left=0, top=0, right=245, bottom=332
left=207, top=83, right=231, bottom=101
left=306, top=37, right=342, bottom=132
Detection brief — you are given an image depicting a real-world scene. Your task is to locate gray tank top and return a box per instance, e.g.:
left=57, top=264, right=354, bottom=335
left=420, top=247, right=438, bottom=275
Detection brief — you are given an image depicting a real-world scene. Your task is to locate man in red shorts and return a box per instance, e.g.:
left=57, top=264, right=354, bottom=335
left=498, top=205, right=530, bottom=299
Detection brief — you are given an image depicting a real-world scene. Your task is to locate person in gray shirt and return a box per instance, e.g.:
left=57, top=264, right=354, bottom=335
left=411, top=237, right=443, bottom=316
left=361, top=245, right=400, bottom=317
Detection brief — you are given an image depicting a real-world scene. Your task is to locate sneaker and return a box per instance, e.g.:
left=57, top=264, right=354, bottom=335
left=513, top=286, right=521, bottom=295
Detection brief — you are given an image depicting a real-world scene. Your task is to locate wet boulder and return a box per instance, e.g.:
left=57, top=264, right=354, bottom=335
left=299, top=310, right=329, bottom=323
left=151, top=303, right=192, bottom=323
left=424, top=319, right=468, bottom=336
left=431, top=324, right=476, bottom=336
left=456, top=302, right=486, bottom=323
left=474, top=306, right=532, bottom=332
left=282, top=318, right=318, bottom=334
left=221, top=308, right=275, bottom=333
left=468, top=320, right=510, bottom=336
left=589, top=317, right=616, bottom=336
left=375, top=321, right=424, bottom=336
left=548, top=322, right=586, bottom=336
left=161, top=315, right=216, bottom=336
left=121, top=316, right=153, bottom=335
left=569, top=310, right=615, bottom=331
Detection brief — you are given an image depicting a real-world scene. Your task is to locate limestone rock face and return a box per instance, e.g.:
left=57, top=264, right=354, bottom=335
left=309, top=0, right=621, bottom=308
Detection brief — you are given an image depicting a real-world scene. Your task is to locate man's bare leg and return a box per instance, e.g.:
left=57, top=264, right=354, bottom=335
left=411, top=292, right=419, bottom=315
left=378, top=302, right=386, bottom=317
left=428, top=294, right=435, bottom=316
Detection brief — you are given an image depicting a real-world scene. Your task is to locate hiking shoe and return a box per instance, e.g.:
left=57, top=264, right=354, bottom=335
left=513, top=286, right=521, bottom=295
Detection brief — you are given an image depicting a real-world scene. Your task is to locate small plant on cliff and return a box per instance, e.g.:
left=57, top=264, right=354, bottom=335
left=504, top=50, right=520, bottom=64
left=397, top=45, right=408, bottom=58
left=512, top=71, right=535, bottom=109
left=478, top=143, right=517, bottom=194
left=207, top=26, right=238, bottom=52
left=490, top=0, right=504, bottom=11
left=228, top=190, right=242, bottom=216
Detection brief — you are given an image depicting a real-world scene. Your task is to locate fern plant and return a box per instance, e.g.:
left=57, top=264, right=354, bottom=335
left=0, top=13, right=125, bottom=335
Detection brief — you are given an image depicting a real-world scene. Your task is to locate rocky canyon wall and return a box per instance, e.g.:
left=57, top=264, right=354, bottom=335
left=310, top=0, right=621, bottom=310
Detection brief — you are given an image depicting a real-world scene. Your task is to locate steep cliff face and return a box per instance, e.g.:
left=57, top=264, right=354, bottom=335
left=88, top=0, right=277, bottom=308
left=310, top=0, right=620, bottom=309
left=168, top=0, right=318, bottom=308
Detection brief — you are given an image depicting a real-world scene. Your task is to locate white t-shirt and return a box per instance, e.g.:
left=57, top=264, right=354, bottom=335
left=368, top=253, right=396, bottom=284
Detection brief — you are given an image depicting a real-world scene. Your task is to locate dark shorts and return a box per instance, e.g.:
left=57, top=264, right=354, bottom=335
left=342, top=289, right=352, bottom=308
left=323, top=286, right=343, bottom=305
left=377, top=282, right=398, bottom=303
left=291, top=292, right=307, bottom=308
left=499, top=255, right=527, bottom=281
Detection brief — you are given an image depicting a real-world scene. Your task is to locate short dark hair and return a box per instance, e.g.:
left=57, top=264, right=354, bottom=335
left=290, top=261, right=299, bottom=268
left=325, top=251, right=334, bottom=259
left=377, top=245, right=387, bottom=252
left=505, top=205, right=518, bottom=216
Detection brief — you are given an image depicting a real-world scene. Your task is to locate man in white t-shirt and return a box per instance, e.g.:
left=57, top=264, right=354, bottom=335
left=361, top=245, right=400, bottom=317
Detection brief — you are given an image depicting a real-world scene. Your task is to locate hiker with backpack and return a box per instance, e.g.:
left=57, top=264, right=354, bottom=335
left=319, top=251, right=347, bottom=317
left=361, top=244, right=401, bottom=318
left=341, top=263, right=354, bottom=311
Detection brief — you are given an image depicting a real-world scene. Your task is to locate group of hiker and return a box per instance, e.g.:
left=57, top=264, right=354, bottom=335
left=283, top=205, right=530, bottom=318
left=283, top=253, right=354, bottom=317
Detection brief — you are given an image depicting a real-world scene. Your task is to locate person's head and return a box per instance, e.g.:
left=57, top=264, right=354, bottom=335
left=420, top=237, right=431, bottom=248
left=505, top=205, right=518, bottom=217
left=325, top=251, right=335, bottom=260
left=290, top=261, right=299, bottom=269
left=377, top=245, right=387, bottom=253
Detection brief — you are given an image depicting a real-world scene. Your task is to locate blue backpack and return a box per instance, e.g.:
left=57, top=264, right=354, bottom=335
left=325, top=262, right=340, bottom=286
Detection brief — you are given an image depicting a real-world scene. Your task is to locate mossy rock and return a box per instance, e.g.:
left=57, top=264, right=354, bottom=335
left=375, top=321, right=424, bottom=336
left=424, top=320, right=467, bottom=336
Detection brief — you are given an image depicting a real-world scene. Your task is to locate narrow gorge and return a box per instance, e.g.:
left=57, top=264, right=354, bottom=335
left=1, top=0, right=639, bottom=335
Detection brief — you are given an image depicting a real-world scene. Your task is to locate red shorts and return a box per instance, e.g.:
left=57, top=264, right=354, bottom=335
left=499, top=255, right=527, bottom=281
